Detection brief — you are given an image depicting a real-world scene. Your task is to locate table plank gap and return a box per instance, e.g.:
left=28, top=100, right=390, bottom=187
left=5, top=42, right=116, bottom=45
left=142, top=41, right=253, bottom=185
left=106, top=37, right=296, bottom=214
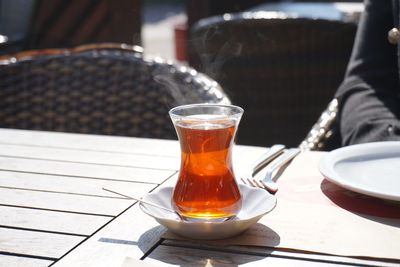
left=0, top=225, right=88, bottom=237
left=0, top=154, right=177, bottom=172
left=139, top=238, right=165, bottom=260
left=161, top=240, right=399, bottom=267
left=0, top=169, right=159, bottom=185
left=0, top=188, right=134, bottom=216
left=0, top=157, right=176, bottom=184
left=159, top=242, right=361, bottom=267
left=53, top=202, right=139, bottom=264
left=0, top=252, right=56, bottom=264
left=0, top=169, right=161, bottom=200
left=145, top=245, right=358, bottom=267
left=0, top=185, right=119, bottom=198
left=0, top=205, right=111, bottom=236
left=52, top=205, right=165, bottom=266
left=0, top=228, right=85, bottom=259
left=0, top=185, right=146, bottom=200
left=0, top=203, right=115, bottom=217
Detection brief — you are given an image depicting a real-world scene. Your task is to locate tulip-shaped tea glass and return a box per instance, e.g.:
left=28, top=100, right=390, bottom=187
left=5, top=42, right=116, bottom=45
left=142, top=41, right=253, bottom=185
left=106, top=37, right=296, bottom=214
left=169, top=104, right=243, bottom=222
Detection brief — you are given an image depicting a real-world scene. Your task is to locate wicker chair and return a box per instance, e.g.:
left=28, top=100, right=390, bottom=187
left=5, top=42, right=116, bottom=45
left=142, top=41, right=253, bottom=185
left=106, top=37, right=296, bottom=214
left=300, top=98, right=341, bottom=151
left=188, top=11, right=356, bottom=149
left=0, top=43, right=230, bottom=139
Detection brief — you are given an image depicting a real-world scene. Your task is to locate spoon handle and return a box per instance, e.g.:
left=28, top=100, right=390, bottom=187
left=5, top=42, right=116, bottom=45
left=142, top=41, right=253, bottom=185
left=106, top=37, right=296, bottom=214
left=102, top=187, right=177, bottom=214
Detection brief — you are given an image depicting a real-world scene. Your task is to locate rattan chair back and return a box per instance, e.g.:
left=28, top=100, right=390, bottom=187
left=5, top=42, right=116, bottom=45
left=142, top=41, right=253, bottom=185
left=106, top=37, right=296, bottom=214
left=189, top=12, right=356, bottom=147
left=0, top=43, right=230, bottom=139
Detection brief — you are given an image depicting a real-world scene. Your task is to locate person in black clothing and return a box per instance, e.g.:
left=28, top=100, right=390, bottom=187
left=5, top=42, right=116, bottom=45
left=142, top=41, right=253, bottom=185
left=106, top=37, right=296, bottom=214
left=335, top=0, right=400, bottom=146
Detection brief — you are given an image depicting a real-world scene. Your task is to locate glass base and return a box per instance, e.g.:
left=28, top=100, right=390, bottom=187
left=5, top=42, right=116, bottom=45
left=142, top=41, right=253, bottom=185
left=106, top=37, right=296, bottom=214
left=181, top=215, right=236, bottom=223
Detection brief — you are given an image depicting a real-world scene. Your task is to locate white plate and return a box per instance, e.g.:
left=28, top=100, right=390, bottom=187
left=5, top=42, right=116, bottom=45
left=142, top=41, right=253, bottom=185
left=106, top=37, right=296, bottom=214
left=139, top=184, right=277, bottom=240
left=319, top=141, right=400, bottom=202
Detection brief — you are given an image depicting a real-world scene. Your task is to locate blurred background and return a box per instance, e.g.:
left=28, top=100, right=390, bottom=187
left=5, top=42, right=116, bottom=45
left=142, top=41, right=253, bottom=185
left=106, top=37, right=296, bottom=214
left=0, top=0, right=362, bottom=59
left=0, top=0, right=364, bottom=149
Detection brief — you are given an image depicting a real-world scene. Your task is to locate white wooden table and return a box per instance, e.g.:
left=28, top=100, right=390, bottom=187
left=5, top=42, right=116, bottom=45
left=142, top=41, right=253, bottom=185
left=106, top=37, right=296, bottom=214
left=0, top=128, right=398, bottom=267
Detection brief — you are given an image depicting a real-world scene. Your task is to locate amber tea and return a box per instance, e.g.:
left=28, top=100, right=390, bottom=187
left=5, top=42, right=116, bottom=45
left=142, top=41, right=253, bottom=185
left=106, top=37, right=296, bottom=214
left=169, top=105, right=243, bottom=221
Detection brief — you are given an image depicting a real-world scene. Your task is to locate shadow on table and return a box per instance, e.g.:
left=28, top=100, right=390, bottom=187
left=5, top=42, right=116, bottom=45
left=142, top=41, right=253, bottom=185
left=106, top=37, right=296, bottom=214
left=138, top=224, right=280, bottom=266
left=320, top=179, right=400, bottom=228
left=97, top=225, right=167, bottom=253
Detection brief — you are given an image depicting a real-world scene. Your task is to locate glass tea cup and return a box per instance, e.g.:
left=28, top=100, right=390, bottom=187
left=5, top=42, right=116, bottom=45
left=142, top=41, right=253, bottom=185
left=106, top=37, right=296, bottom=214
left=169, top=104, right=243, bottom=222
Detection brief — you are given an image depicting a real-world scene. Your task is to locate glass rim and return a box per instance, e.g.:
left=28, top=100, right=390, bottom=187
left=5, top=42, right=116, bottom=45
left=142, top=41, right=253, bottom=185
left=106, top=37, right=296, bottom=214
left=169, top=103, right=244, bottom=118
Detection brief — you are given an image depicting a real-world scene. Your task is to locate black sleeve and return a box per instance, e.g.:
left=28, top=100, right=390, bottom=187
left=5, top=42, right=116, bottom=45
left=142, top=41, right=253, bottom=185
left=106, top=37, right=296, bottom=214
left=335, top=0, right=400, bottom=146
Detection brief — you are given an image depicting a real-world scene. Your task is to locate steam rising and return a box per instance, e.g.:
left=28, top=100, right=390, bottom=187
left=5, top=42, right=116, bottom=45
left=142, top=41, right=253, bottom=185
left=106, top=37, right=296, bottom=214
left=154, top=73, right=186, bottom=108
left=193, top=26, right=245, bottom=82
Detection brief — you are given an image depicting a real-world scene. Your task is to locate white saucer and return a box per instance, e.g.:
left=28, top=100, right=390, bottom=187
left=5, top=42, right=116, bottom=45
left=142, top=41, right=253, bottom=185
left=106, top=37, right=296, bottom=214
left=139, top=184, right=277, bottom=240
left=319, top=141, right=400, bottom=202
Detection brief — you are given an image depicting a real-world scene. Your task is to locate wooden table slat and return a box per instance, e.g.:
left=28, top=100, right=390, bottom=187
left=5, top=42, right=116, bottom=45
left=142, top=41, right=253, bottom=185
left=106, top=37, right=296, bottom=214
left=0, top=170, right=157, bottom=198
left=0, top=128, right=397, bottom=267
left=0, top=143, right=180, bottom=171
left=0, top=129, right=180, bottom=157
left=53, top=205, right=165, bottom=266
left=0, top=254, right=53, bottom=267
left=0, top=157, right=175, bottom=184
left=0, top=206, right=111, bottom=236
left=0, top=188, right=134, bottom=216
left=0, top=228, right=84, bottom=259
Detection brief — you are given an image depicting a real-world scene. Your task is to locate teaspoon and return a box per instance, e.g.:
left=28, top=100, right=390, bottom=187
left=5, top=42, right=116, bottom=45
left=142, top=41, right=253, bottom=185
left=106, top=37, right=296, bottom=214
left=102, top=187, right=184, bottom=220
